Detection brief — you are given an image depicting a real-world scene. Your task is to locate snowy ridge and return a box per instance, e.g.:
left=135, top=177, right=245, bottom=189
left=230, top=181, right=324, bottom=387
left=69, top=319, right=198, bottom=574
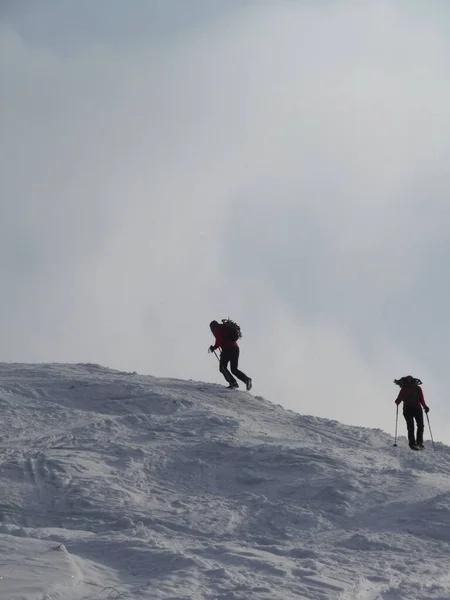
left=0, top=363, right=449, bottom=599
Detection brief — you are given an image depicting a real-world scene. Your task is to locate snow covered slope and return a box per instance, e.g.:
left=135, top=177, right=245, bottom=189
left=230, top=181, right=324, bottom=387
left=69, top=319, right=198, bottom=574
left=0, top=363, right=449, bottom=600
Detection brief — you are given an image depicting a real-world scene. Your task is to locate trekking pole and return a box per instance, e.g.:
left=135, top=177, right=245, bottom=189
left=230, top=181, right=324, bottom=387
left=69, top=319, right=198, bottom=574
left=393, top=404, right=398, bottom=447
left=213, top=351, right=220, bottom=362
left=426, top=413, right=435, bottom=451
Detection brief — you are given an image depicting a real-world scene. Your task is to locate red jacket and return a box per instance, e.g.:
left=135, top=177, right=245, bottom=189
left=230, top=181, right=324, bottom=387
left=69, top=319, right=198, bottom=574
left=211, top=324, right=238, bottom=350
left=395, top=385, right=427, bottom=409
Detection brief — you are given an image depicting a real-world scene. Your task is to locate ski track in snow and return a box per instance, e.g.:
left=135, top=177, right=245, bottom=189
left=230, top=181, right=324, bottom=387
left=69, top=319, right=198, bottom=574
left=0, top=363, right=449, bottom=599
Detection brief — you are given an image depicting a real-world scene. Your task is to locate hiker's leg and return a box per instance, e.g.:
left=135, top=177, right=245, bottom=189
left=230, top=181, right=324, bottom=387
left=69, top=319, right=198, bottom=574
left=403, top=409, right=416, bottom=446
left=229, top=347, right=250, bottom=385
left=219, top=349, right=237, bottom=385
left=415, top=407, right=424, bottom=446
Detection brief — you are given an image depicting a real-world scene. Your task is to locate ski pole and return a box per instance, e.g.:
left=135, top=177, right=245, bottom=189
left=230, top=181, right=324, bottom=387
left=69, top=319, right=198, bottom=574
left=213, top=350, right=220, bottom=362
left=426, top=413, right=435, bottom=451
left=393, top=404, right=398, bottom=447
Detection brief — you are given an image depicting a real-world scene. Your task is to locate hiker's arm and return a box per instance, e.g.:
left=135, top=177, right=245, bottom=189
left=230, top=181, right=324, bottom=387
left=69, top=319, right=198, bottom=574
left=418, top=387, right=427, bottom=409
left=210, top=331, right=222, bottom=351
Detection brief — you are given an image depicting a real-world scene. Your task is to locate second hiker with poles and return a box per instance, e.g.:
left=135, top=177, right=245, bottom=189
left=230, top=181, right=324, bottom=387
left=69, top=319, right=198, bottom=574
left=208, top=319, right=252, bottom=391
left=393, top=375, right=433, bottom=451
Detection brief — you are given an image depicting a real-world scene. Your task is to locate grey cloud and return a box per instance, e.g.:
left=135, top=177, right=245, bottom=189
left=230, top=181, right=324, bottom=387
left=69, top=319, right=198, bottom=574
left=1, top=0, right=248, bottom=50
left=2, top=1, right=450, bottom=442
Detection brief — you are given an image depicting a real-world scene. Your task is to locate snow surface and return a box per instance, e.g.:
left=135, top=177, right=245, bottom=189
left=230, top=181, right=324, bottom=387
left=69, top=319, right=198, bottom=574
left=0, top=363, right=449, bottom=600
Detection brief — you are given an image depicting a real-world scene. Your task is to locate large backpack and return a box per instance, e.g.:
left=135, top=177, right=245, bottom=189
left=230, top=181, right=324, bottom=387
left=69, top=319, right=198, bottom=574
left=221, top=318, right=242, bottom=342
left=394, top=376, right=422, bottom=387
left=394, top=376, right=423, bottom=406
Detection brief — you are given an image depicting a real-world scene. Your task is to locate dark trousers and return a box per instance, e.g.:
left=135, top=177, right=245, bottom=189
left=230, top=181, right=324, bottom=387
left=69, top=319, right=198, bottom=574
left=219, top=347, right=249, bottom=386
left=403, top=406, right=424, bottom=446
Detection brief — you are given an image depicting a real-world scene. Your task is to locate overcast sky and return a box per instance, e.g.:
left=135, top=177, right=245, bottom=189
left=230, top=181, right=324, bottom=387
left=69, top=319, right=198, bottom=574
left=2, top=0, right=450, bottom=443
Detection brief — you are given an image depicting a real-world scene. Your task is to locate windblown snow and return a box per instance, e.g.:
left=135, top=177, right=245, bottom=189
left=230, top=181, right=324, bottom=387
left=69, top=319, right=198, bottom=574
left=0, top=364, right=449, bottom=600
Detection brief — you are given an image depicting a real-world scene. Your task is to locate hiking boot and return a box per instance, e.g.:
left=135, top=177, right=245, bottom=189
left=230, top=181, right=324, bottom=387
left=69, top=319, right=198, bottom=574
left=246, top=378, right=252, bottom=391
left=227, top=382, right=239, bottom=389
left=418, top=443, right=425, bottom=450
left=410, top=444, right=420, bottom=451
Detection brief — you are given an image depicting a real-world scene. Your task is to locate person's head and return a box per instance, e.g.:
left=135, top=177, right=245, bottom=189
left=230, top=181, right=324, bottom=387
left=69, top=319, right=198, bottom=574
left=209, top=320, right=220, bottom=332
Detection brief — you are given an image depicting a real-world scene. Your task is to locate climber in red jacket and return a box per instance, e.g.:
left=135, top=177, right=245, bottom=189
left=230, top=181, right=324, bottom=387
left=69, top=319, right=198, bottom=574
left=208, top=320, right=252, bottom=391
left=394, top=376, right=429, bottom=450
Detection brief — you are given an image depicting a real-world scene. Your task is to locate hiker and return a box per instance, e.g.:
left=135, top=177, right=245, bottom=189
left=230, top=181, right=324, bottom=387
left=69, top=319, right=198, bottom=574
left=394, top=376, right=429, bottom=450
left=208, top=319, right=252, bottom=391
